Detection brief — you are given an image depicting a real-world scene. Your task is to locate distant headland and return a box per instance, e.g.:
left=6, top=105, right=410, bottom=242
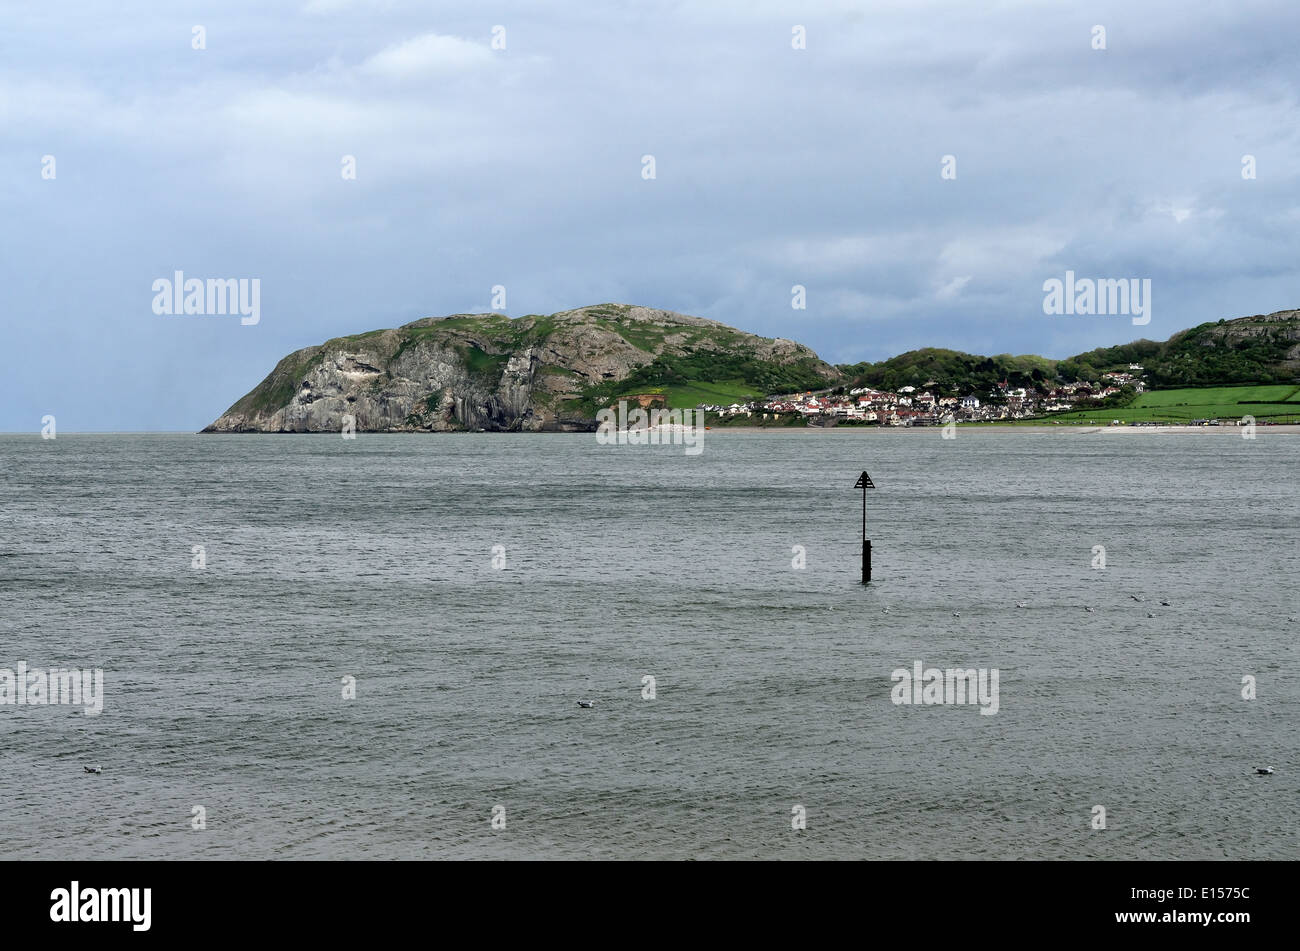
left=201, top=304, right=1299, bottom=433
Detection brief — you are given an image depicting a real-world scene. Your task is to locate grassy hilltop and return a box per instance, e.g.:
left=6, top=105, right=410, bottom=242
left=841, top=309, right=1300, bottom=394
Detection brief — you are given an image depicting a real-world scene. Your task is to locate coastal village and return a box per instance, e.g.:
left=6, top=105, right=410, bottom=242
left=696, top=366, right=1149, bottom=426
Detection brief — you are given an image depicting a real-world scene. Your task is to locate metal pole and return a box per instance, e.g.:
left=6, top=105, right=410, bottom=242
left=861, top=485, right=870, bottom=584
left=855, top=471, right=874, bottom=585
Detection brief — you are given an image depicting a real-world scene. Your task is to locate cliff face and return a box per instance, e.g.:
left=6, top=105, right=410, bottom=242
left=1147, top=309, right=1300, bottom=386
left=202, top=303, right=841, bottom=433
left=1170, top=309, right=1300, bottom=362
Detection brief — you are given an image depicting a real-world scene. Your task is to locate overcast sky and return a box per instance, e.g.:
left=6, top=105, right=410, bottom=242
left=4, top=0, right=1298, bottom=430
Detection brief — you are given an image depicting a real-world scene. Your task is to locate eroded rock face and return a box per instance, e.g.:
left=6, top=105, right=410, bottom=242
left=201, top=303, right=842, bottom=433
left=1178, top=309, right=1300, bottom=372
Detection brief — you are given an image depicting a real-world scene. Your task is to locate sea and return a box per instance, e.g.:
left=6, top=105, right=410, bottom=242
left=1, top=430, right=1295, bottom=859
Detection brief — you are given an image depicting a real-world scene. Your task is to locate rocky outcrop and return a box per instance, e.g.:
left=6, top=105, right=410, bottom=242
left=202, top=303, right=841, bottom=433
left=1177, top=309, right=1300, bottom=366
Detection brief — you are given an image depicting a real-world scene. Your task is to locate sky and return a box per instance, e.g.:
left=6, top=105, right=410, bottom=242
left=3, top=0, right=1298, bottom=431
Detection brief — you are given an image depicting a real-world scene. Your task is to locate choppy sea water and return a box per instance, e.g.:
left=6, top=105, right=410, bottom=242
left=0, top=430, right=1295, bottom=860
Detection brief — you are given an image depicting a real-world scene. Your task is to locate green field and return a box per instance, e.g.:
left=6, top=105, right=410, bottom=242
left=624, top=380, right=765, bottom=409
left=1044, top=384, right=1300, bottom=424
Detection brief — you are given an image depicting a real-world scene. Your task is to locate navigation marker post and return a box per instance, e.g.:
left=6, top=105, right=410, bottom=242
left=855, top=471, right=875, bottom=584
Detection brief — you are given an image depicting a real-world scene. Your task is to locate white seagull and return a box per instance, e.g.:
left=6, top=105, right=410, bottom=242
left=577, top=700, right=595, bottom=708
left=83, top=765, right=102, bottom=774
left=1255, top=767, right=1274, bottom=775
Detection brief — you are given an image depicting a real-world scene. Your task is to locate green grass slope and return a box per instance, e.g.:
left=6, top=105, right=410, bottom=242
left=1041, top=384, right=1300, bottom=423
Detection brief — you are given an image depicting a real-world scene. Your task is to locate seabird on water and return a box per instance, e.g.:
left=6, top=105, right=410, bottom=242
left=83, top=765, right=102, bottom=774
left=577, top=700, right=595, bottom=708
left=1255, top=767, right=1274, bottom=775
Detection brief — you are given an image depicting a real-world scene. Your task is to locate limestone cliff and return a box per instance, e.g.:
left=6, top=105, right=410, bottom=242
left=201, top=303, right=841, bottom=433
